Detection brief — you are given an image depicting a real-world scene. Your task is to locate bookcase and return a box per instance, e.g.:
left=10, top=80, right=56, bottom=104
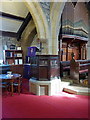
left=4, top=50, right=24, bottom=65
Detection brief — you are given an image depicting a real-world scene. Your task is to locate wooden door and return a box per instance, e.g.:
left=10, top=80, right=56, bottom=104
left=68, top=47, right=79, bottom=60
left=72, top=47, right=79, bottom=60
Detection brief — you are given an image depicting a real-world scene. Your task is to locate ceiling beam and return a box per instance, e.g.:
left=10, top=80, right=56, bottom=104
left=17, top=12, right=32, bottom=41
left=0, top=12, right=25, bottom=21
left=0, top=30, right=17, bottom=38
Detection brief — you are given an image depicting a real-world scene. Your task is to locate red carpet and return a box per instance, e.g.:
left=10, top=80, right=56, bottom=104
left=1, top=79, right=89, bottom=119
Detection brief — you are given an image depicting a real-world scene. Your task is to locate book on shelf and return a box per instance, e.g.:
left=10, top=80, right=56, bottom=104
left=17, top=53, right=22, bottom=57
left=16, top=47, right=21, bottom=50
left=6, top=51, right=13, bottom=57
left=15, top=59, right=18, bottom=65
left=19, top=59, right=23, bottom=64
left=10, top=52, right=13, bottom=57
left=6, top=51, right=10, bottom=57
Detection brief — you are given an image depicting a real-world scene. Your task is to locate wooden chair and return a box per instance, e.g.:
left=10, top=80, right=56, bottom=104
left=13, top=77, right=22, bottom=94
left=0, top=81, right=9, bottom=96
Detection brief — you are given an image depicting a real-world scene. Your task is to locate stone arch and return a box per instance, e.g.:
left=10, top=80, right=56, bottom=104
left=24, top=1, right=51, bottom=54
left=20, top=18, right=36, bottom=59
left=50, top=2, right=65, bottom=55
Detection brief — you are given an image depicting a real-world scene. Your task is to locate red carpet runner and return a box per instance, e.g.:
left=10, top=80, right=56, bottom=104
left=1, top=79, right=89, bottom=118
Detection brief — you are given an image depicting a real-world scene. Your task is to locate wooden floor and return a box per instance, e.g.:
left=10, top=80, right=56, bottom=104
left=61, top=77, right=90, bottom=96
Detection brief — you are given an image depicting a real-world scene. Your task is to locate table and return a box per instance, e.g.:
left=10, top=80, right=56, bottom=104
left=0, top=73, right=21, bottom=96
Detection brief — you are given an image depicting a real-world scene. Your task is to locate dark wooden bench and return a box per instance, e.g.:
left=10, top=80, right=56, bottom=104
left=70, top=59, right=90, bottom=83
left=60, top=61, right=70, bottom=77
left=76, top=59, right=90, bottom=64
left=88, top=65, right=90, bottom=85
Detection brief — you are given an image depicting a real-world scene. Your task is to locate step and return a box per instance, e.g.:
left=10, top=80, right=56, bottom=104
left=60, top=81, right=70, bottom=91
left=61, top=81, right=70, bottom=86
left=63, top=86, right=90, bottom=96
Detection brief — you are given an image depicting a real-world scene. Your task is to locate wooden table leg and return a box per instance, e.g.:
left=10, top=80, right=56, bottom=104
left=18, top=79, right=20, bottom=94
left=11, top=80, right=14, bottom=96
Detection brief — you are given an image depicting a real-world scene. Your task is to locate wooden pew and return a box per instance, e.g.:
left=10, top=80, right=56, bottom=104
left=60, top=61, right=70, bottom=77
left=70, top=59, right=90, bottom=83
left=77, top=59, right=90, bottom=64
left=88, top=64, right=90, bottom=85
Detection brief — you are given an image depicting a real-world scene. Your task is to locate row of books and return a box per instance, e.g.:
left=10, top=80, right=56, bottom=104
left=7, top=59, right=23, bottom=65
left=15, top=59, right=23, bottom=65
left=6, top=52, right=22, bottom=57
left=3, top=45, right=22, bottom=50
left=14, top=54, right=22, bottom=57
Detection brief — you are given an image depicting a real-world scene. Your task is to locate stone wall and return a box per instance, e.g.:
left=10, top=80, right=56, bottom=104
left=0, top=35, right=21, bottom=61
left=21, top=19, right=36, bottom=60
left=62, top=2, right=74, bottom=35
left=40, top=2, right=50, bottom=25
left=74, top=2, right=88, bottom=38
left=62, top=2, right=88, bottom=38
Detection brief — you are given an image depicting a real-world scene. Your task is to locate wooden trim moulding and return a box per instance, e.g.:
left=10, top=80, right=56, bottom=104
left=0, top=12, right=25, bottom=21
left=17, top=12, right=32, bottom=41
left=0, top=30, right=17, bottom=38
left=62, top=34, right=88, bottom=42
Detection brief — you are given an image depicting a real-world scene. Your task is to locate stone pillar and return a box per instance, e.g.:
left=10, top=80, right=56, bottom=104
left=52, top=37, right=58, bottom=55
left=87, top=3, right=90, bottom=59
left=0, top=36, right=3, bottom=60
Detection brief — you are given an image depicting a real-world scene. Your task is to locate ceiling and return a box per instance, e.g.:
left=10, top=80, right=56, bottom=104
left=0, top=1, right=89, bottom=40
left=0, top=1, right=29, bottom=33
